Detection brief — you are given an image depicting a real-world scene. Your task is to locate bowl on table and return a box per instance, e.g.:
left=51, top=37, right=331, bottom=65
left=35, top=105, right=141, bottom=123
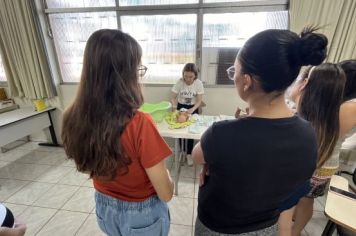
left=140, top=101, right=171, bottom=123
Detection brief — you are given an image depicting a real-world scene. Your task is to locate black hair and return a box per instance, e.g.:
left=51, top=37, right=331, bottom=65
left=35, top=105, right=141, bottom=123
left=338, top=59, right=356, bottom=101
left=238, top=27, right=328, bottom=93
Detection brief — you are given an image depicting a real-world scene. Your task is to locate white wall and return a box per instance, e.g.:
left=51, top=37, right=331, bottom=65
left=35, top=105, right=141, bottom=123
left=62, top=84, right=246, bottom=115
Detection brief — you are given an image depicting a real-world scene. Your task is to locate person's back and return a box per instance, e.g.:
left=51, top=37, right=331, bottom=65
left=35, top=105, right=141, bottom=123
left=61, top=29, right=174, bottom=236
left=192, top=27, right=328, bottom=235
left=198, top=116, right=316, bottom=233
left=93, top=111, right=172, bottom=202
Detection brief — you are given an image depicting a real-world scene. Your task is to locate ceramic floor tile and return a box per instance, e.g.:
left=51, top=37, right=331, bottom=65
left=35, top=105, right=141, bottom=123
left=17, top=206, right=57, bottom=236
left=168, top=196, right=194, bottom=226
left=0, top=162, right=52, bottom=181
left=81, top=178, right=93, bottom=187
left=2, top=203, right=29, bottom=217
left=313, top=198, right=324, bottom=212
left=171, top=166, right=196, bottom=179
left=16, top=150, right=67, bottom=166
left=194, top=178, right=200, bottom=199
left=62, top=187, right=95, bottom=213
left=59, top=168, right=89, bottom=186
left=317, top=194, right=327, bottom=207
left=15, top=142, right=41, bottom=151
left=180, top=166, right=196, bottom=179
left=36, top=210, right=88, bottom=236
left=301, top=229, right=309, bottom=236
left=0, top=178, right=29, bottom=201
left=0, top=160, right=9, bottom=168
left=35, top=165, right=74, bottom=184
left=177, top=177, right=195, bottom=198
left=33, top=184, right=79, bottom=209
left=17, top=142, right=64, bottom=153
left=304, top=211, right=328, bottom=236
left=0, top=149, right=31, bottom=162
left=169, top=224, right=193, bottom=236
left=60, top=158, right=76, bottom=168
left=6, top=182, right=53, bottom=205
left=76, top=214, right=105, bottom=236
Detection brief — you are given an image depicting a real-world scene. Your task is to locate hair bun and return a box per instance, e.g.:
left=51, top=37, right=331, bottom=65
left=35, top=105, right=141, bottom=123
left=297, top=27, right=328, bottom=66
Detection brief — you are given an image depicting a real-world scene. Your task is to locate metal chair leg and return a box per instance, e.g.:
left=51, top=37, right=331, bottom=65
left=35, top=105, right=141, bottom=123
left=322, top=220, right=337, bottom=236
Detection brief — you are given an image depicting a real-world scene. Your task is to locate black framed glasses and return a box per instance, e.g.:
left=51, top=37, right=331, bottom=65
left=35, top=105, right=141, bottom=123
left=137, top=65, right=148, bottom=77
left=226, top=66, right=236, bottom=80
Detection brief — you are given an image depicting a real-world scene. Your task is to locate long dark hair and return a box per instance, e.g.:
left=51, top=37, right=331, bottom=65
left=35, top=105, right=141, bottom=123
left=338, top=59, right=356, bottom=101
left=299, top=63, right=346, bottom=168
left=61, top=29, right=144, bottom=179
left=238, top=27, right=328, bottom=93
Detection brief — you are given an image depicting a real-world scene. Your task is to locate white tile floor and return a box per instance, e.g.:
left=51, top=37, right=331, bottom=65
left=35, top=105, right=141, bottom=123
left=0, top=142, right=330, bottom=236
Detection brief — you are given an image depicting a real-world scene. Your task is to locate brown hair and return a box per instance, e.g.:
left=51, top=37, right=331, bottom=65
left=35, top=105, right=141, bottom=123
left=299, top=63, right=346, bottom=168
left=61, top=29, right=143, bottom=179
left=182, top=63, right=198, bottom=79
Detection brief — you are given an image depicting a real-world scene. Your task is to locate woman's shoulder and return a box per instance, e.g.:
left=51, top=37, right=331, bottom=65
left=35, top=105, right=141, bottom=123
left=125, top=111, right=155, bottom=129
left=342, top=99, right=356, bottom=108
left=340, top=100, right=356, bottom=118
left=193, top=79, right=203, bottom=86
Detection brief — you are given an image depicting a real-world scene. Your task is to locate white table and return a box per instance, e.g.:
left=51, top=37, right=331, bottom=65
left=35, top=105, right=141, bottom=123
left=0, top=107, right=59, bottom=148
left=322, top=175, right=356, bottom=235
left=156, top=115, right=220, bottom=195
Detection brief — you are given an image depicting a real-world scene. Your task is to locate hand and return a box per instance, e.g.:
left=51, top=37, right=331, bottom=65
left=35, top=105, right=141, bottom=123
left=199, top=164, right=209, bottom=186
left=187, top=108, right=195, bottom=114
left=0, top=222, right=26, bottom=236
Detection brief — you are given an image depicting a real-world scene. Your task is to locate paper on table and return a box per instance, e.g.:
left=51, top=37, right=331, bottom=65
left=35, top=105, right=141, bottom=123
left=188, top=115, right=219, bottom=134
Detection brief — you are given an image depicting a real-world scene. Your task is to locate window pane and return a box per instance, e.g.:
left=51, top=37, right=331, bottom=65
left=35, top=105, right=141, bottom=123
left=0, top=55, right=6, bottom=82
left=119, top=0, right=197, bottom=6
left=203, top=0, right=273, bottom=2
left=121, top=15, right=197, bottom=83
left=49, top=12, right=117, bottom=82
left=201, top=11, right=288, bottom=84
left=46, top=0, right=115, bottom=8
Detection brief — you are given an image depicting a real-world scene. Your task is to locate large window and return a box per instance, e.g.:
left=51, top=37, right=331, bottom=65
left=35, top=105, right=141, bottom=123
left=0, top=55, right=7, bottom=82
left=49, top=12, right=117, bottom=82
left=43, top=0, right=288, bottom=84
left=121, top=15, right=197, bottom=83
left=201, top=11, right=288, bottom=84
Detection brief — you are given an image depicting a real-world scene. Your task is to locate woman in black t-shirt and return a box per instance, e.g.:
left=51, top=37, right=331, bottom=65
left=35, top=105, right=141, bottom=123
left=192, top=27, right=328, bottom=235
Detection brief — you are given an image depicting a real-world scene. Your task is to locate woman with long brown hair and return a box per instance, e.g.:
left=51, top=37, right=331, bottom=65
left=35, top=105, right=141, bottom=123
left=288, top=63, right=346, bottom=235
left=61, top=29, right=173, bottom=236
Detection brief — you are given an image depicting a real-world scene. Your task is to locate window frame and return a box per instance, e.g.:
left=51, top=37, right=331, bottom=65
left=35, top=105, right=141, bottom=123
left=43, top=0, right=288, bottom=85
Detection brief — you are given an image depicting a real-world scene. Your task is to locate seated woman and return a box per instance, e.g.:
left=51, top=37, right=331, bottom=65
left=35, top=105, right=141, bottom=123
left=192, top=27, right=328, bottom=235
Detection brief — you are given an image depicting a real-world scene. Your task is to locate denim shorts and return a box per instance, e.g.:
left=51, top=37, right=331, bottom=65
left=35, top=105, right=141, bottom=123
left=95, top=191, right=170, bottom=236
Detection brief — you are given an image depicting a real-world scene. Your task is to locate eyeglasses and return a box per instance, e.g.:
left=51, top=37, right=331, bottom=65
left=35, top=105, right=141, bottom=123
left=137, top=65, right=148, bottom=77
left=226, top=66, right=236, bottom=80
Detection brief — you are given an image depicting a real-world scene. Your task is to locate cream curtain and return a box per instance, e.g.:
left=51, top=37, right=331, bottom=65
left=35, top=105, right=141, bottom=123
left=0, top=0, right=56, bottom=99
left=290, top=0, right=356, bottom=62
